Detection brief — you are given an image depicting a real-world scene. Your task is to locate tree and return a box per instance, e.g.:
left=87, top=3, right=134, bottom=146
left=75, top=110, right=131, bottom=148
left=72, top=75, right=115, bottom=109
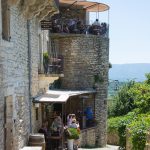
left=145, top=73, right=150, bottom=84
left=108, top=81, right=136, bottom=117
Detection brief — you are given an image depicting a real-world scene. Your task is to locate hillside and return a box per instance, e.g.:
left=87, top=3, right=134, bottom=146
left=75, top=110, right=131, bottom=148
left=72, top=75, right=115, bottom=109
left=109, top=63, right=150, bottom=82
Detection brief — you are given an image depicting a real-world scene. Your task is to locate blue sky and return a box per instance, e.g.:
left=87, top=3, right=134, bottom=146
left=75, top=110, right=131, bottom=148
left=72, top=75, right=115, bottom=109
left=90, top=0, right=150, bottom=64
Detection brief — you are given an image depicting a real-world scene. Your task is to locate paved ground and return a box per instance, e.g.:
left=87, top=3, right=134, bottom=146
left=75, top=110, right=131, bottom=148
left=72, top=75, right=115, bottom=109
left=79, top=145, right=119, bottom=150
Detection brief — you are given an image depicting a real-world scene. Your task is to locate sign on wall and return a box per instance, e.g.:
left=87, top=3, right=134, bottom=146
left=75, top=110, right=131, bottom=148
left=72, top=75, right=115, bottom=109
left=41, top=20, right=52, bottom=30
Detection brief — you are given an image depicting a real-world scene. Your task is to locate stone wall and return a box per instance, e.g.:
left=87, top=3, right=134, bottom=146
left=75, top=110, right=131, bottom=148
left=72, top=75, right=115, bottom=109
left=80, top=127, right=96, bottom=147
left=107, top=132, right=119, bottom=145
left=50, top=34, right=109, bottom=147
left=0, top=5, right=43, bottom=150
left=0, top=63, right=4, bottom=149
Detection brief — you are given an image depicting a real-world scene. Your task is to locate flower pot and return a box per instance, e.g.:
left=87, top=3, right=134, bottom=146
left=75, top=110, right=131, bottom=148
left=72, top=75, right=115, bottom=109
left=67, top=139, right=74, bottom=150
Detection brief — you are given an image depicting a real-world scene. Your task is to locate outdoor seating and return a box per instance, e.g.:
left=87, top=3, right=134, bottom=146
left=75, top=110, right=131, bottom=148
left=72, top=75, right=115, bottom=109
left=50, top=18, right=108, bottom=37
left=48, top=135, right=63, bottom=150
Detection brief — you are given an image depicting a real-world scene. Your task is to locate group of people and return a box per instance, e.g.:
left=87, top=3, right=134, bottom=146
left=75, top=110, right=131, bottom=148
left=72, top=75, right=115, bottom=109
left=38, top=113, right=80, bottom=149
left=50, top=18, right=108, bottom=36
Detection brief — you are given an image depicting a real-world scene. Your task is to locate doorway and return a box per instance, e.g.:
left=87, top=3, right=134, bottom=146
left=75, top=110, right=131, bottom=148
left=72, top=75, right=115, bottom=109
left=4, top=95, right=14, bottom=150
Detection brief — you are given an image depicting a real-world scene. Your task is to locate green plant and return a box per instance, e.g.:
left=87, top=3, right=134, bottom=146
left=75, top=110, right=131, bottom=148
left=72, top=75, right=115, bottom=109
left=128, top=114, right=150, bottom=150
left=145, top=73, right=150, bottom=84
left=108, top=112, right=136, bottom=149
left=43, top=52, right=49, bottom=62
left=67, top=128, right=79, bottom=139
left=109, top=62, right=112, bottom=69
left=43, top=52, right=49, bottom=74
left=108, top=74, right=150, bottom=150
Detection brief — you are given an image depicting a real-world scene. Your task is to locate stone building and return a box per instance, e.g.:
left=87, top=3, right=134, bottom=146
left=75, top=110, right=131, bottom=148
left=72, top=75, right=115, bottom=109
left=0, top=0, right=58, bottom=149
left=49, top=33, right=109, bottom=147
left=0, top=0, right=109, bottom=149
left=44, top=0, right=110, bottom=147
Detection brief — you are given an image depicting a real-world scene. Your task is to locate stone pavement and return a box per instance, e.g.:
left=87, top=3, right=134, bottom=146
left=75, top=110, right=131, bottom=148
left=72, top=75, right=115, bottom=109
left=79, top=145, right=119, bottom=150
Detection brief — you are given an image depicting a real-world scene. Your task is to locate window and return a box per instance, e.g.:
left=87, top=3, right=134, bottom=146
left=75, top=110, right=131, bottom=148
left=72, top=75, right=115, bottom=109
left=1, top=0, right=10, bottom=41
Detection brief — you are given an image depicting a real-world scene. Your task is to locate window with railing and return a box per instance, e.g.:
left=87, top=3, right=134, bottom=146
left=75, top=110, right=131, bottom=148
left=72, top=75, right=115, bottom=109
left=46, top=39, right=64, bottom=74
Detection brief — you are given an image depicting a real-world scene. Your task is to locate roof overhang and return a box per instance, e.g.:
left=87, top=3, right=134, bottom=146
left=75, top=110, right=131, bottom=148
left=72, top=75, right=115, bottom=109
left=59, top=0, right=109, bottom=12
left=33, top=89, right=96, bottom=103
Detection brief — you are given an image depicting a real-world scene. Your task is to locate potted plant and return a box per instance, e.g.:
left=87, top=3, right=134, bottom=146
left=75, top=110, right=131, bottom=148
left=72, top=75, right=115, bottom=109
left=43, top=52, right=49, bottom=74
left=66, top=127, right=80, bottom=150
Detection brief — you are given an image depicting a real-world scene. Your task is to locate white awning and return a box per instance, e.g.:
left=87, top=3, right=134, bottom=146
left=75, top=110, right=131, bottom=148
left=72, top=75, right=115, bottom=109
left=33, top=90, right=96, bottom=103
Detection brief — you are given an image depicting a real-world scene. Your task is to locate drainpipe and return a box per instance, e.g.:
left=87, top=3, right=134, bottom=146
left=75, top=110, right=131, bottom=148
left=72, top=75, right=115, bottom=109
left=27, top=19, right=32, bottom=133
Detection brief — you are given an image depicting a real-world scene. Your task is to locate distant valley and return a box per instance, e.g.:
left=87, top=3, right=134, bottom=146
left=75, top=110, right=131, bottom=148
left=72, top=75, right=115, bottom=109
left=109, top=63, right=150, bottom=82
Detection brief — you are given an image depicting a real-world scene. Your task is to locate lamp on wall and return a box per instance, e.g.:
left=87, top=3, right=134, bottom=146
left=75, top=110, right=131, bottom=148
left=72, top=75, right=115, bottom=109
left=34, top=103, right=40, bottom=108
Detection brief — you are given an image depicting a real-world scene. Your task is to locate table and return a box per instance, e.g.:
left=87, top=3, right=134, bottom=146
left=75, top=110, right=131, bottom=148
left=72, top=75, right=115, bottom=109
left=48, top=135, right=63, bottom=150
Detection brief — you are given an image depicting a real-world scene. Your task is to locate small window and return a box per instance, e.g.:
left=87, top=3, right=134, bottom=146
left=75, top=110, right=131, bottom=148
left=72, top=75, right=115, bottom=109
left=1, top=0, right=10, bottom=41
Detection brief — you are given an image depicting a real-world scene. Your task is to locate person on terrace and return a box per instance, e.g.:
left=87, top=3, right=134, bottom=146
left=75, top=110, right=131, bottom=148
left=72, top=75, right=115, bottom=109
left=92, top=19, right=100, bottom=26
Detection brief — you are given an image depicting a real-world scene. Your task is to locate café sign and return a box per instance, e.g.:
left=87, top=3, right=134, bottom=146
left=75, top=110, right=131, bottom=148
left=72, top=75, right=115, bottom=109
left=41, top=20, right=52, bottom=30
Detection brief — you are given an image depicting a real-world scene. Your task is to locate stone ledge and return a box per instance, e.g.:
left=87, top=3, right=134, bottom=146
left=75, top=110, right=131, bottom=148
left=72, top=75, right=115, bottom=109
left=50, top=33, right=109, bottom=39
left=81, top=126, right=96, bottom=132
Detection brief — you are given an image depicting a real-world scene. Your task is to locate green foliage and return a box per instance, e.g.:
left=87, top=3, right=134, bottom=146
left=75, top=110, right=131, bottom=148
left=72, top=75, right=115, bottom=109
left=109, top=62, right=112, bottom=69
left=109, top=79, right=150, bottom=117
left=118, top=113, right=136, bottom=149
left=128, top=83, right=150, bottom=113
left=43, top=52, right=49, bottom=64
left=145, top=73, right=150, bottom=84
left=108, top=81, right=135, bottom=117
left=107, top=116, right=122, bottom=133
left=67, top=128, right=79, bottom=139
left=108, top=112, right=136, bottom=149
left=108, top=74, right=150, bottom=150
left=128, top=114, right=150, bottom=150
left=108, top=113, right=150, bottom=150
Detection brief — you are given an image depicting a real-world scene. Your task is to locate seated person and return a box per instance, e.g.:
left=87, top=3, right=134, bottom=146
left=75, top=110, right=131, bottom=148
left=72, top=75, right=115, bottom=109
left=63, top=24, right=69, bottom=33
left=100, top=22, right=107, bottom=36
left=38, top=120, right=48, bottom=140
left=51, top=116, right=63, bottom=136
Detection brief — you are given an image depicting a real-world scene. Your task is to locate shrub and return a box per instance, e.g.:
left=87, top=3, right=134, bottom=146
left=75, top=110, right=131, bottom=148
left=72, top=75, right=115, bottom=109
left=108, top=112, right=136, bottom=149
left=128, top=114, right=150, bottom=150
left=109, top=81, right=136, bottom=117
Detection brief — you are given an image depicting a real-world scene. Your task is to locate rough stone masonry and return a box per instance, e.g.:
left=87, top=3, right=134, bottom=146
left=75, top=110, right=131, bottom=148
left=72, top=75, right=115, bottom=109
left=50, top=34, right=109, bottom=147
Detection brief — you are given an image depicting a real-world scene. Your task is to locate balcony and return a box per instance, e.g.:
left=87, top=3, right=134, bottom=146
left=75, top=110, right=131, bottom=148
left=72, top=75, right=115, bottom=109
left=39, top=55, right=64, bottom=76
left=38, top=0, right=109, bottom=84
left=49, top=19, right=109, bottom=37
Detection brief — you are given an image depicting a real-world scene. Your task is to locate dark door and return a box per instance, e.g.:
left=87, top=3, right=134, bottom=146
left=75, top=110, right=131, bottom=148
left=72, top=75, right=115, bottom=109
left=4, top=96, right=14, bottom=150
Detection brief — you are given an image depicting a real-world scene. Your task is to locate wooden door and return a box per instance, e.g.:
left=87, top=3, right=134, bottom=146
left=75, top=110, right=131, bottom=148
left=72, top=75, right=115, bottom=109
left=4, top=96, right=14, bottom=150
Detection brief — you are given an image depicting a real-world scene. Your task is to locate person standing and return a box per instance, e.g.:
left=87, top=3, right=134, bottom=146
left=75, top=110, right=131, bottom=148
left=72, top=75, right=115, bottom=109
left=92, top=19, right=100, bottom=26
